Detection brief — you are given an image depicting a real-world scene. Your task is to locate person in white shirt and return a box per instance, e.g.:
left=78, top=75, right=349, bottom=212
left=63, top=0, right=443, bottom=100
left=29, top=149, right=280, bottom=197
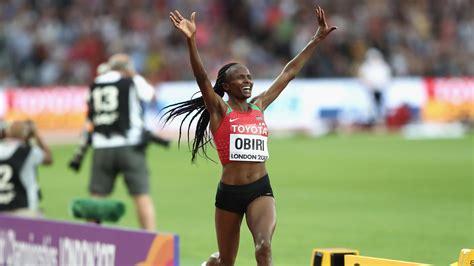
left=358, top=48, right=392, bottom=125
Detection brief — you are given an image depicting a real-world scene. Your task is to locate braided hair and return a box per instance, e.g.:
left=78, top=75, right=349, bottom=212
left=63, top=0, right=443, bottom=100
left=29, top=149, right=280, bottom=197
left=161, top=62, right=238, bottom=163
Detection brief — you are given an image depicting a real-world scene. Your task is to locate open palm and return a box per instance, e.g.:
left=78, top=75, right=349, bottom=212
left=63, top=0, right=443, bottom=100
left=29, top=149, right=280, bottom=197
left=169, top=11, right=196, bottom=38
left=314, top=6, right=337, bottom=40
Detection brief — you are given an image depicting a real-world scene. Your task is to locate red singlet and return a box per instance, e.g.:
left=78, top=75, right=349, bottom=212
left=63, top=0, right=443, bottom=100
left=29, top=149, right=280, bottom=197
left=212, top=102, right=269, bottom=165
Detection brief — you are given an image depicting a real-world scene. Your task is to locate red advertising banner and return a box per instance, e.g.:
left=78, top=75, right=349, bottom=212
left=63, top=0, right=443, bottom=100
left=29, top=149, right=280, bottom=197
left=4, top=86, right=88, bottom=131
left=2, top=78, right=472, bottom=139
left=422, top=77, right=474, bottom=122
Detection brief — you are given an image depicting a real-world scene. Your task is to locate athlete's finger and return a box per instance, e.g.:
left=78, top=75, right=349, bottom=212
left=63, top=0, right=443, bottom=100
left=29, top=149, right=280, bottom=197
left=321, top=8, right=328, bottom=28
left=169, top=12, right=177, bottom=21
left=169, top=16, right=178, bottom=27
left=176, top=10, right=185, bottom=20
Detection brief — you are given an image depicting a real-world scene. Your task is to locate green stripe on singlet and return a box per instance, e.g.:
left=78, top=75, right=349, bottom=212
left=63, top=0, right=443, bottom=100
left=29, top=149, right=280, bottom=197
left=224, top=101, right=260, bottom=114
left=224, top=101, right=233, bottom=115
left=249, top=102, right=261, bottom=111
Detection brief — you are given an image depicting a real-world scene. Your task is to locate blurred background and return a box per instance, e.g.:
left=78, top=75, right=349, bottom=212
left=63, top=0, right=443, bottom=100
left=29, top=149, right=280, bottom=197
left=1, top=0, right=473, bottom=137
left=0, top=0, right=472, bottom=86
left=0, top=0, right=472, bottom=265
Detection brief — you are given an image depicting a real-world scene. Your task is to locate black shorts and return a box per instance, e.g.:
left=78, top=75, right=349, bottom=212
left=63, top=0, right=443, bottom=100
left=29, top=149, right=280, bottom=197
left=215, top=174, right=274, bottom=214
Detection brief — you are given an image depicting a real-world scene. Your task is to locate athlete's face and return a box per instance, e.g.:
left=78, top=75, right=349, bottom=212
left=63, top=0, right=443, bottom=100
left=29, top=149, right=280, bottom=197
left=223, top=64, right=253, bottom=100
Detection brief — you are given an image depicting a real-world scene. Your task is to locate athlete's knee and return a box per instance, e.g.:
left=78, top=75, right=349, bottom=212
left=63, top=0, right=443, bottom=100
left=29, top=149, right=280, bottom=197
left=255, top=239, right=272, bottom=265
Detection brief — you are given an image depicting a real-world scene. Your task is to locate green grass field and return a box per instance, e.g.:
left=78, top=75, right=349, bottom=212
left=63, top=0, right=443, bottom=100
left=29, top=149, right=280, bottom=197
left=38, top=134, right=473, bottom=266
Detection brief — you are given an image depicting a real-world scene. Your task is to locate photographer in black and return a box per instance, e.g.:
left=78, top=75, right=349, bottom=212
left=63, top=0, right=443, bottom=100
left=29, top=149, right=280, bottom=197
left=0, top=120, right=53, bottom=217
left=74, top=53, right=167, bottom=231
left=68, top=63, right=170, bottom=173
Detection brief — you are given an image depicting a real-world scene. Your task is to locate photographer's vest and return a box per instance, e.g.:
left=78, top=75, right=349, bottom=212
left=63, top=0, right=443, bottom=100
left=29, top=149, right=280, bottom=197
left=212, top=102, right=269, bottom=165
left=88, top=78, right=133, bottom=137
left=0, top=145, right=31, bottom=211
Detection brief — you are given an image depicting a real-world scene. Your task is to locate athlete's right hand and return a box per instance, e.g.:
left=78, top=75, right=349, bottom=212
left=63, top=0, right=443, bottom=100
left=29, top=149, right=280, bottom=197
left=169, top=11, right=196, bottom=39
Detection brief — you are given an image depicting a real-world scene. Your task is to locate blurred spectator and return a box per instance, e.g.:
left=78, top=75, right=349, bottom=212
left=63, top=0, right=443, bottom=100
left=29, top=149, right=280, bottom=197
left=358, top=48, right=392, bottom=124
left=386, top=103, right=412, bottom=130
left=0, top=120, right=53, bottom=217
left=0, top=0, right=472, bottom=87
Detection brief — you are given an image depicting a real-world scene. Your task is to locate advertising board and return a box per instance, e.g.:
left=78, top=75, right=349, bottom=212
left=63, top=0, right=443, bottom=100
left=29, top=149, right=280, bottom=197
left=0, top=214, right=179, bottom=266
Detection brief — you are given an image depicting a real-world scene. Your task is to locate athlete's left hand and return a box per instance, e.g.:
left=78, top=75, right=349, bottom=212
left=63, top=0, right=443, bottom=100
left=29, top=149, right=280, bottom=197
left=169, top=10, right=196, bottom=39
left=314, top=6, right=337, bottom=41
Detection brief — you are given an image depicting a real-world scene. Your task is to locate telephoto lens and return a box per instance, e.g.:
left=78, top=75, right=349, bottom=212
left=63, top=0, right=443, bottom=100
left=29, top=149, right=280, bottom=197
left=68, top=146, right=86, bottom=172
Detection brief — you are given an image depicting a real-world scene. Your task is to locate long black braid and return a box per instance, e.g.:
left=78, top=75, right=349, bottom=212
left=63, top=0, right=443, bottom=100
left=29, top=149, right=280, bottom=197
left=161, top=62, right=238, bottom=163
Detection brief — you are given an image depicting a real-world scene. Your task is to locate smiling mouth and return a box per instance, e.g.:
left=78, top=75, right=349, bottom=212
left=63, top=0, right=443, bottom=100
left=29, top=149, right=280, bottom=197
left=243, top=86, right=251, bottom=93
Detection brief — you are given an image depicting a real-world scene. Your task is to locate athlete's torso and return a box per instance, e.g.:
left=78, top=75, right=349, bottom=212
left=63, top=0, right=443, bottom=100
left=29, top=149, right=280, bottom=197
left=212, top=102, right=269, bottom=184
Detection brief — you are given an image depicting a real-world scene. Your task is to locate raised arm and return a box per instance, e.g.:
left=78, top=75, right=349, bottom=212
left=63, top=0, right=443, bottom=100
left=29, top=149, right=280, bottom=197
left=169, top=11, right=225, bottom=115
left=252, top=6, right=337, bottom=110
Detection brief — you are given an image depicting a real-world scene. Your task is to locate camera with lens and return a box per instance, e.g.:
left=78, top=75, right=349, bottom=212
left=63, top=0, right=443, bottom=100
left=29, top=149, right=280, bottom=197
left=68, top=131, right=92, bottom=172
left=142, top=130, right=171, bottom=148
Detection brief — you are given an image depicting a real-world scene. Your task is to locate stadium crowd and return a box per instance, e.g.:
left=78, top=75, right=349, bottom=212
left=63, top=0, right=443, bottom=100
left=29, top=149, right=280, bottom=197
left=0, top=0, right=472, bottom=87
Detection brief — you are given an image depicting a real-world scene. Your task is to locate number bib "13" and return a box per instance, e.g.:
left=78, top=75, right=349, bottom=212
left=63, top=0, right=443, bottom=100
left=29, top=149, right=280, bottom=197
left=229, top=134, right=269, bottom=162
